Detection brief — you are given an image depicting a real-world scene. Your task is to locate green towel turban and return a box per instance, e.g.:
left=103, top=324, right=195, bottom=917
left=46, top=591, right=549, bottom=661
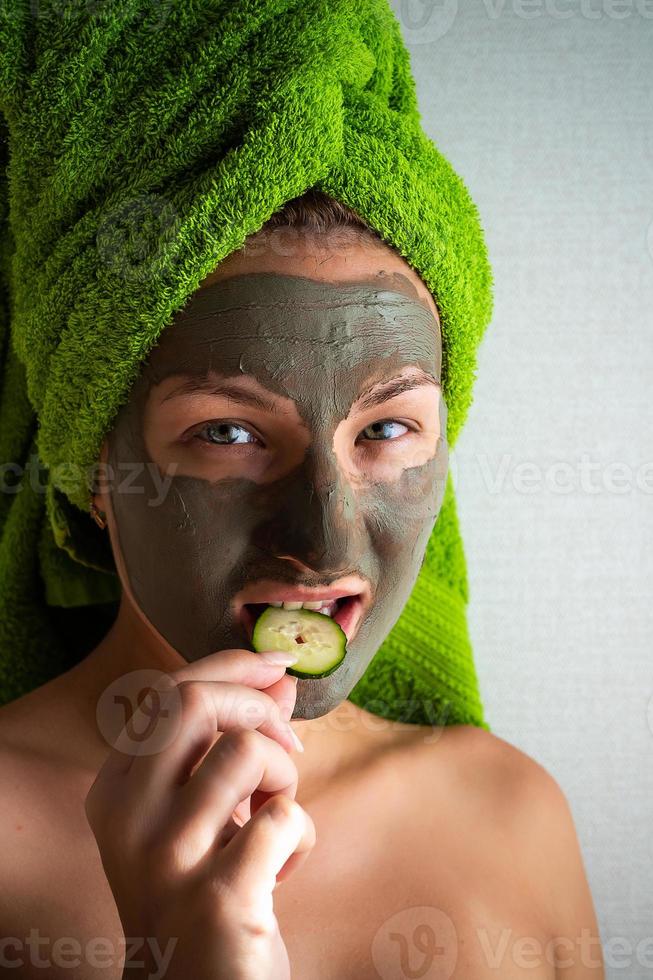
left=0, top=0, right=493, bottom=727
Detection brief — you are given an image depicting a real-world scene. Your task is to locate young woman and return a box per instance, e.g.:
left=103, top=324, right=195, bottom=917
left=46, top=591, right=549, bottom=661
left=0, top=193, right=603, bottom=978
left=0, top=0, right=604, bottom=974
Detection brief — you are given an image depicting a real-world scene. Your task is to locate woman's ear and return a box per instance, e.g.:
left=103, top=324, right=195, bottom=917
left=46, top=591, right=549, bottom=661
left=91, top=438, right=110, bottom=516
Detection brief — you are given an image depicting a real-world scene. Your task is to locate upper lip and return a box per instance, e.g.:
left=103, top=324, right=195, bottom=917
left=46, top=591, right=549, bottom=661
left=234, top=577, right=372, bottom=618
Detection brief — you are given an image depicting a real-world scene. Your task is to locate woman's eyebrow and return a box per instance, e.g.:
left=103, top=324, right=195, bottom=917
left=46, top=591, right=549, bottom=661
left=357, top=371, right=440, bottom=411
left=158, top=368, right=440, bottom=413
left=159, top=378, right=285, bottom=415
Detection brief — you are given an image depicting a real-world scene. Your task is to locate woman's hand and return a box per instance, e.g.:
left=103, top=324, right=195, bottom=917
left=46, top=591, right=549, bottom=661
left=84, top=648, right=315, bottom=980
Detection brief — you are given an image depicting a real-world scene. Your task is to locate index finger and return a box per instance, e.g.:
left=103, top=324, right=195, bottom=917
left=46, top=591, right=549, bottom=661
left=155, top=647, right=298, bottom=692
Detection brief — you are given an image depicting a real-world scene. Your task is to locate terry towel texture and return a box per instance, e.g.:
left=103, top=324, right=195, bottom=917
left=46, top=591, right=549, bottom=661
left=0, top=0, right=493, bottom=727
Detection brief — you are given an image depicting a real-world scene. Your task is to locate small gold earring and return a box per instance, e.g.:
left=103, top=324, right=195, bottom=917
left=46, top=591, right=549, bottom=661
left=90, top=502, right=107, bottom=530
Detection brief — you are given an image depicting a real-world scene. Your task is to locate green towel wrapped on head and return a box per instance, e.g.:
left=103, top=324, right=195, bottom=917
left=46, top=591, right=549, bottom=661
left=0, top=0, right=493, bottom=727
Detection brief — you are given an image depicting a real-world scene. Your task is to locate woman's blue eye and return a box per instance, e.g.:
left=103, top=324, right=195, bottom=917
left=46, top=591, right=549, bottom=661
left=196, top=422, right=258, bottom=446
left=360, top=420, right=410, bottom=442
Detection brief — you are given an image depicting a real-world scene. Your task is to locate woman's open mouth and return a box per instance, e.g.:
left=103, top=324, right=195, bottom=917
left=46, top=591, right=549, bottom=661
left=240, top=594, right=364, bottom=645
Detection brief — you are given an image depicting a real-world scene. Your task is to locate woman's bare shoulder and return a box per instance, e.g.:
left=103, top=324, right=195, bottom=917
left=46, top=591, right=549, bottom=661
left=420, top=723, right=571, bottom=809
left=384, top=719, right=570, bottom=849
left=0, top=671, right=81, bottom=763
left=436, top=723, right=562, bottom=793
left=418, top=724, right=604, bottom=974
left=0, top=685, right=77, bottom=835
left=427, top=723, right=584, bottom=862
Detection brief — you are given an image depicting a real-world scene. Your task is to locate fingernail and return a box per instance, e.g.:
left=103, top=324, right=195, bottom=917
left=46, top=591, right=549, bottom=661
left=259, top=650, right=299, bottom=665
left=288, top=726, right=304, bottom=753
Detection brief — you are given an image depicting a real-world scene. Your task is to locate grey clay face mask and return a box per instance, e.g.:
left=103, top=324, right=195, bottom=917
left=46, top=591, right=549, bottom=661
left=106, top=270, right=448, bottom=719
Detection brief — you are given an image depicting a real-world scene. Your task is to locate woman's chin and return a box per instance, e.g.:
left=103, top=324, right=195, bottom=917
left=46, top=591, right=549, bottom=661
left=290, top=679, right=355, bottom=720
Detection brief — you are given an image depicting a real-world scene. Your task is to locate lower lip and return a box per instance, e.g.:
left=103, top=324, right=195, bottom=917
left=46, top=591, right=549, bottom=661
left=240, top=595, right=364, bottom=646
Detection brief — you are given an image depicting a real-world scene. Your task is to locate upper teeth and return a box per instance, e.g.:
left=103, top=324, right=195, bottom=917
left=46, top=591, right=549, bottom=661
left=271, top=600, right=337, bottom=610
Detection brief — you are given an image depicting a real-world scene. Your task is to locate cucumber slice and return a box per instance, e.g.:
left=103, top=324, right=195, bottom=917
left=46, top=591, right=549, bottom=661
left=251, top=605, right=347, bottom=679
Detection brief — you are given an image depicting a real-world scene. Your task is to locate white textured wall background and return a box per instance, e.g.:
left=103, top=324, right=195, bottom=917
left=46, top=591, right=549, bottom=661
left=391, top=2, right=653, bottom=975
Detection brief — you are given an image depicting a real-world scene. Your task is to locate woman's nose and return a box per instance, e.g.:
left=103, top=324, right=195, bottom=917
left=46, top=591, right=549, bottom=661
left=253, top=458, right=364, bottom=575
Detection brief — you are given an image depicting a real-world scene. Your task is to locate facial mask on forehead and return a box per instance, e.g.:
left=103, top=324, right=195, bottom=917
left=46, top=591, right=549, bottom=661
left=106, top=271, right=448, bottom=718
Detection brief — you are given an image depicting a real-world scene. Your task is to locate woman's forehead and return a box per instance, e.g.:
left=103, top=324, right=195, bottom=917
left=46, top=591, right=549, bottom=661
left=197, top=233, right=441, bottom=325
left=123, top=271, right=443, bottom=428
left=140, top=271, right=442, bottom=390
